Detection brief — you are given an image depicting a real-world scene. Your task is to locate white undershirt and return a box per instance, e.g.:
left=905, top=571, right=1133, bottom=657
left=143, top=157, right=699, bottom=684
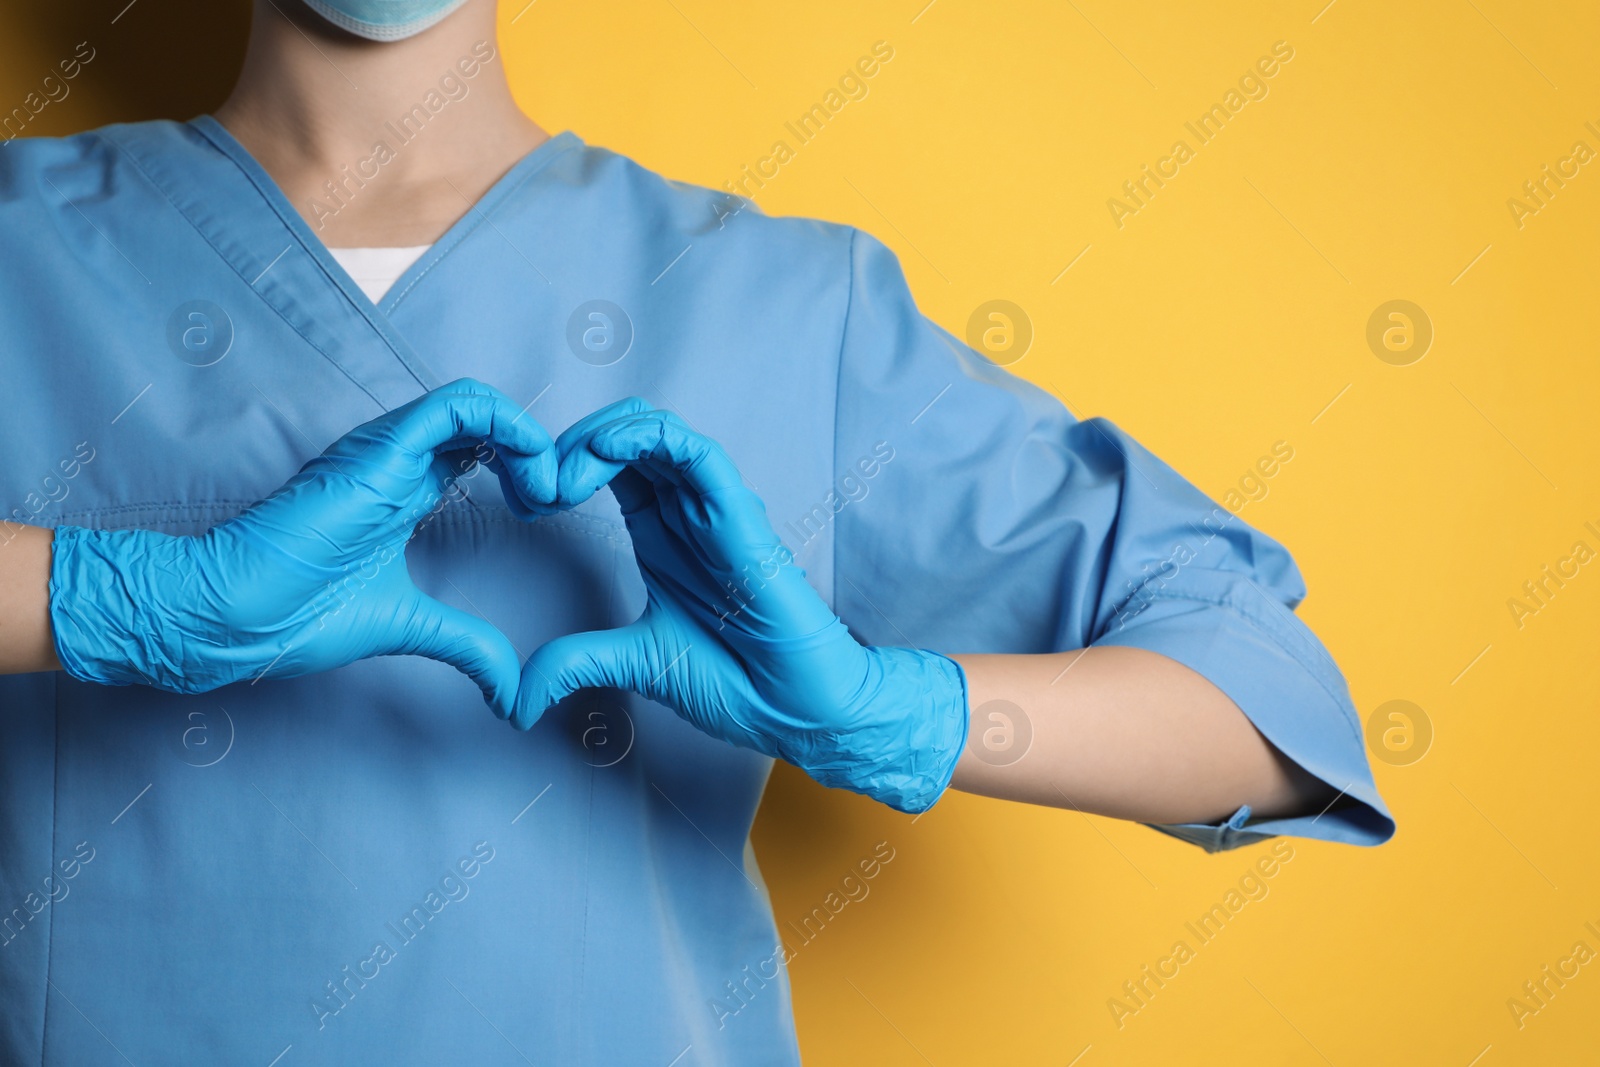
left=328, top=245, right=433, bottom=303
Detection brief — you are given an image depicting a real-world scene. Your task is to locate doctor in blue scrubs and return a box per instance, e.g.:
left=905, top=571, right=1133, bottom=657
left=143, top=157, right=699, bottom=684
left=0, top=1, right=1394, bottom=1062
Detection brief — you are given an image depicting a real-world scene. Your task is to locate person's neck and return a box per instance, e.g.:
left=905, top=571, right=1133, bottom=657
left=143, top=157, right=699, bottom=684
left=214, top=0, right=548, bottom=247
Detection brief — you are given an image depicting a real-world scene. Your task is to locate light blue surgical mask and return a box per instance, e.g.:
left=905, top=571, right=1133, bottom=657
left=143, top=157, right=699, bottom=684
left=300, top=0, right=471, bottom=42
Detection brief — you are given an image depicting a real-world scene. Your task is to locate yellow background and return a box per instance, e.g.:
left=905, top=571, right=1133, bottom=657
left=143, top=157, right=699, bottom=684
left=5, top=1, right=1599, bottom=1062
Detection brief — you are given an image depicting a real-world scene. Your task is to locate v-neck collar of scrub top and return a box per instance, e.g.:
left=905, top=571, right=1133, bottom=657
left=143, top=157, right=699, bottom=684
left=101, top=115, right=580, bottom=412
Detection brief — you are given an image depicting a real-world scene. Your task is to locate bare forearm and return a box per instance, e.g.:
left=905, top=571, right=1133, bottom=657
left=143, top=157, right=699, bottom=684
left=948, top=647, right=1334, bottom=825
left=0, top=524, right=61, bottom=674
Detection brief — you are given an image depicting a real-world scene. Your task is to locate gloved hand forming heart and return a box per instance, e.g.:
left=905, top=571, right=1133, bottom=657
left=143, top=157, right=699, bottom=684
left=508, top=400, right=970, bottom=814
left=50, top=378, right=556, bottom=717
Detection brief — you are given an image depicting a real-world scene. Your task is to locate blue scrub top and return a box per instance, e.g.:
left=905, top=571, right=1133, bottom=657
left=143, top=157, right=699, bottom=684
left=0, top=117, right=1393, bottom=1065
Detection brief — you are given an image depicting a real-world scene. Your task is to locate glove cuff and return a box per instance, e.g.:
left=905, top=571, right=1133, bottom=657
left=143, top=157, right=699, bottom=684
left=50, top=525, right=197, bottom=690
left=796, top=647, right=971, bottom=815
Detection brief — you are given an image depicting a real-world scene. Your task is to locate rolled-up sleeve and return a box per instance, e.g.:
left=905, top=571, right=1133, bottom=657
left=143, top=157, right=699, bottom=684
left=829, top=229, right=1394, bottom=850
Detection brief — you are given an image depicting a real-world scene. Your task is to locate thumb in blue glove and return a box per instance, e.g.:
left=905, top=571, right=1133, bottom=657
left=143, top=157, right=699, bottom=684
left=511, top=401, right=969, bottom=814
left=50, top=378, right=555, bottom=715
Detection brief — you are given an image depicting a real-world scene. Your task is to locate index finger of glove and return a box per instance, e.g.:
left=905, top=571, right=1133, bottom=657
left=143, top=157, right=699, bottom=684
left=587, top=412, right=745, bottom=499
left=552, top=397, right=653, bottom=507
left=384, top=379, right=555, bottom=466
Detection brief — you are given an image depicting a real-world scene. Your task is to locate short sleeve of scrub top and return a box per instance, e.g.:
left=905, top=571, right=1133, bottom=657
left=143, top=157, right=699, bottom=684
left=827, top=229, right=1395, bottom=852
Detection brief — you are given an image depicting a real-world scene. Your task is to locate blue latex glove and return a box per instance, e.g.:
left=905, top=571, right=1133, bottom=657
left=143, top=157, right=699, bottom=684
left=50, top=379, right=555, bottom=716
left=511, top=402, right=970, bottom=813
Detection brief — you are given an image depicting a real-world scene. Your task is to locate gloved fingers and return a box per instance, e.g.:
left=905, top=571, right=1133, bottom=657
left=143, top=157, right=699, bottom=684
left=586, top=411, right=745, bottom=498
left=513, top=623, right=650, bottom=731
left=481, top=451, right=546, bottom=519
left=555, top=397, right=654, bottom=463
left=553, top=396, right=653, bottom=507
left=386, top=590, right=523, bottom=719
left=489, top=446, right=560, bottom=515
left=427, top=446, right=481, bottom=497
left=382, top=380, right=558, bottom=505
left=591, top=413, right=779, bottom=561
left=608, top=466, right=657, bottom=516
left=605, top=411, right=695, bottom=493
left=405, top=389, right=558, bottom=512
left=636, top=453, right=690, bottom=493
